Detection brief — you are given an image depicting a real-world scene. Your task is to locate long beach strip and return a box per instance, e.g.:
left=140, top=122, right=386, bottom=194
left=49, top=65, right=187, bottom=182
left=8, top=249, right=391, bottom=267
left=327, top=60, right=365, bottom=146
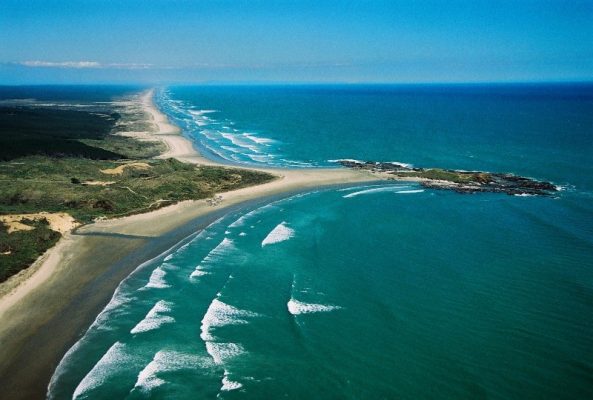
left=0, top=89, right=377, bottom=399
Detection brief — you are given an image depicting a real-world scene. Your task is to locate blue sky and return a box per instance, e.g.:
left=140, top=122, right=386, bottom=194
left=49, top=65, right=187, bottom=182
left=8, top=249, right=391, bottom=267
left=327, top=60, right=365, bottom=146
left=1, top=0, right=592, bottom=84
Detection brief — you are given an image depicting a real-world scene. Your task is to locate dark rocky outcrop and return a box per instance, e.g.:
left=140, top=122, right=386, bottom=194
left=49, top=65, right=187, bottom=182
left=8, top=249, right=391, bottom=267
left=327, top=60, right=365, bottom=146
left=335, top=160, right=557, bottom=196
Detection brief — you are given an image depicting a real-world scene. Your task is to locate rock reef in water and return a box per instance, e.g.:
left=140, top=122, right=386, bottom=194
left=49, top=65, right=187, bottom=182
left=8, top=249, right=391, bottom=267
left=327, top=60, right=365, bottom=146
left=335, top=160, right=557, bottom=196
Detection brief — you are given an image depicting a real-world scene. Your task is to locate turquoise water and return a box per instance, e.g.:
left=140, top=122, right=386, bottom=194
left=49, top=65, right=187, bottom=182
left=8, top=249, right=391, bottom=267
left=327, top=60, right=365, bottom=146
left=49, top=85, right=593, bottom=399
left=156, top=84, right=593, bottom=190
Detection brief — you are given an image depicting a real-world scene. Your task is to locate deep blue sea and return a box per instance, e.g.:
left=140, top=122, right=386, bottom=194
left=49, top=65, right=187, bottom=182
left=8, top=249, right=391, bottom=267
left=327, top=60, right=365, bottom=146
left=48, top=84, right=593, bottom=399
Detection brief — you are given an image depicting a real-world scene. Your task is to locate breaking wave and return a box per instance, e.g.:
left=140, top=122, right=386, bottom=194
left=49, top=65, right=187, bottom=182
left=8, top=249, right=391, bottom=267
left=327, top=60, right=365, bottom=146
left=130, top=300, right=175, bottom=334
left=131, top=350, right=210, bottom=394
left=287, top=299, right=342, bottom=315
left=261, top=222, right=295, bottom=247
left=343, top=185, right=423, bottom=198
left=189, top=238, right=235, bottom=279
left=200, top=298, right=259, bottom=342
left=72, top=342, right=138, bottom=399
left=144, top=266, right=170, bottom=289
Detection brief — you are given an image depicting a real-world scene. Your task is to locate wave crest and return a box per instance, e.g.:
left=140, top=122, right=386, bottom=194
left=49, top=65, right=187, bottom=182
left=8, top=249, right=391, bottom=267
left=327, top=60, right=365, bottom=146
left=262, top=222, right=295, bottom=247
left=130, top=300, right=175, bottom=334
left=287, top=299, right=342, bottom=315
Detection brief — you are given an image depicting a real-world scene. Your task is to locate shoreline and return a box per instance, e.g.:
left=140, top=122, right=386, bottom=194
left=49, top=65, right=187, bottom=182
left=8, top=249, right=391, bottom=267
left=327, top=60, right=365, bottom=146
left=0, top=88, right=379, bottom=399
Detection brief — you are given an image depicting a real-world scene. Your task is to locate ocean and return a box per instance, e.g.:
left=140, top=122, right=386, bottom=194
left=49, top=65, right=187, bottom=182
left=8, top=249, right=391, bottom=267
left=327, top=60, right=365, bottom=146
left=48, top=84, right=593, bottom=399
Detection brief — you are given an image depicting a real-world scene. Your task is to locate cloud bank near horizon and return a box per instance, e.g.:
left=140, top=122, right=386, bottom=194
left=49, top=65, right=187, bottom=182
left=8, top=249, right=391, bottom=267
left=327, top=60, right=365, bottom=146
left=17, top=61, right=153, bottom=70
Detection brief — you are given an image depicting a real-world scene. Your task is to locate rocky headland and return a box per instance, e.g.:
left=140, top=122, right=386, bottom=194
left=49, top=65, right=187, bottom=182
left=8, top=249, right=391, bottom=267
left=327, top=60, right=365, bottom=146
left=335, top=160, right=558, bottom=196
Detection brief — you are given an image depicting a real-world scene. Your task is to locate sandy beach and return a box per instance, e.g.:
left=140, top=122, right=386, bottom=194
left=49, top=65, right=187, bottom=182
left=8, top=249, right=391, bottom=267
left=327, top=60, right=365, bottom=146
left=0, top=89, right=378, bottom=399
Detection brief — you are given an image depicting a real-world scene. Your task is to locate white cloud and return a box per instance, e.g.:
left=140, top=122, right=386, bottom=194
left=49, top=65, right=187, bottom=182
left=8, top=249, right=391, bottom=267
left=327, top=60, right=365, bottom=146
left=15, top=60, right=350, bottom=71
left=20, top=60, right=101, bottom=68
left=19, top=61, right=153, bottom=69
left=106, top=63, right=153, bottom=69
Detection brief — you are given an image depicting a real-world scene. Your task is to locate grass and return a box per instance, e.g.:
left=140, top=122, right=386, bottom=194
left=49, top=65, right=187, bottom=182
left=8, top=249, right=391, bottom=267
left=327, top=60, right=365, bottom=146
left=80, top=136, right=166, bottom=159
left=0, top=219, right=61, bottom=282
left=0, top=156, right=274, bottom=224
left=393, top=168, right=492, bottom=184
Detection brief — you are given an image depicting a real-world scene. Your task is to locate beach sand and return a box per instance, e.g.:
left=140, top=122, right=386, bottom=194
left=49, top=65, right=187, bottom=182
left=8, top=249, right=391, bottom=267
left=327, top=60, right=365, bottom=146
left=0, top=89, right=378, bottom=399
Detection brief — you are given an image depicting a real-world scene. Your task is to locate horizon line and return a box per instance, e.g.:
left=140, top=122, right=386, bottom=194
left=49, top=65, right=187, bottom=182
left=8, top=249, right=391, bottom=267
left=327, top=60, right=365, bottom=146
left=1, top=79, right=593, bottom=87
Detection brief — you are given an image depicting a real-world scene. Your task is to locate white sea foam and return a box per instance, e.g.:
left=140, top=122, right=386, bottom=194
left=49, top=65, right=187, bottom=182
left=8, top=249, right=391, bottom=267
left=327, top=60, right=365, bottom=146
left=338, top=184, right=409, bottom=192
left=133, top=358, right=165, bottom=393
left=281, top=159, right=315, bottom=167
left=184, top=216, right=225, bottom=246
left=189, top=269, right=210, bottom=278
left=190, top=114, right=210, bottom=126
left=388, top=161, right=414, bottom=168
left=228, top=203, right=276, bottom=228
left=343, top=186, right=421, bottom=198
left=221, top=370, right=243, bottom=391
left=130, top=300, right=175, bottom=334
left=261, top=222, right=295, bottom=247
left=228, top=214, right=249, bottom=228
left=239, top=232, right=247, bottom=236
left=514, top=193, right=537, bottom=197
left=287, top=299, right=342, bottom=315
left=220, top=132, right=261, bottom=153
left=221, top=145, right=241, bottom=153
left=200, top=296, right=256, bottom=377
left=205, top=342, right=245, bottom=365
left=189, top=109, right=217, bottom=116
left=327, top=158, right=365, bottom=164
left=243, top=133, right=274, bottom=145
left=202, top=130, right=219, bottom=141
left=247, top=154, right=273, bottom=163
left=200, top=298, right=258, bottom=341
left=144, top=267, right=170, bottom=289
left=133, top=350, right=210, bottom=394
left=189, top=238, right=234, bottom=279
left=202, top=238, right=235, bottom=263
left=220, top=132, right=246, bottom=147
left=176, top=240, right=192, bottom=253
left=73, top=342, right=135, bottom=399
left=396, top=189, right=425, bottom=194
left=202, top=142, right=230, bottom=161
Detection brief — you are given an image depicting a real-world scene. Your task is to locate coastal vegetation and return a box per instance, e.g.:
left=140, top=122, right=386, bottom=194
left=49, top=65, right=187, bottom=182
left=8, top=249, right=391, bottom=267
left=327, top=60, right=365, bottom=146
left=0, top=100, right=167, bottom=161
left=0, top=157, right=274, bottom=223
left=0, top=218, right=61, bottom=282
left=0, top=106, right=123, bottom=160
left=0, top=100, right=274, bottom=283
left=401, top=168, right=492, bottom=184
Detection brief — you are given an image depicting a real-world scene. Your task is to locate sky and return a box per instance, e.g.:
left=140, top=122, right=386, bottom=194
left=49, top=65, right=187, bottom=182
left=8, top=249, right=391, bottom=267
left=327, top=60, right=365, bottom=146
left=0, top=0, right=592, bottom=84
